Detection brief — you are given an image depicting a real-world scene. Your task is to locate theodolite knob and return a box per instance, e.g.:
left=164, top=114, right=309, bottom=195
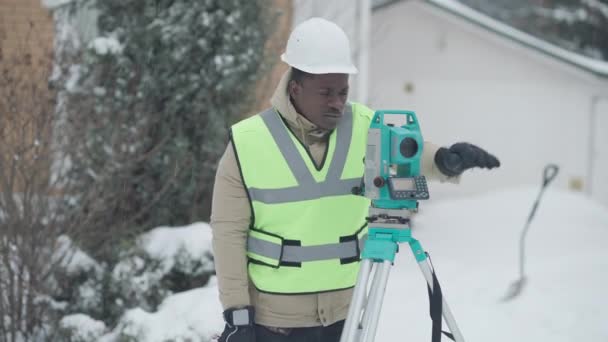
left=373, top=176, right=385, bottom=188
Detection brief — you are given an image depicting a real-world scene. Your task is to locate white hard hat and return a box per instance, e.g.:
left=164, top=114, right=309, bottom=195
left=281, top=17, right=358, bottom=74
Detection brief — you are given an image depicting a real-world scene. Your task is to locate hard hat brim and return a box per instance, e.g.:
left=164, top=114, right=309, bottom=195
left=281, top=53, right=358, bottom=75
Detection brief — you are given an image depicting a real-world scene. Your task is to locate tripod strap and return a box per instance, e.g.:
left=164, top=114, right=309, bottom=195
left=426, top=254, right=455, bottom=342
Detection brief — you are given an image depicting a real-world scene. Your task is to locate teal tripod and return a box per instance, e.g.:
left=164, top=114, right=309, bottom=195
left=339, top=207, right=465, bottom=342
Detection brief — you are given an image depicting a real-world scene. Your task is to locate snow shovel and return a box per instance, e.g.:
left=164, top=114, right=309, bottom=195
left=502, top=164, right=559, bottom=301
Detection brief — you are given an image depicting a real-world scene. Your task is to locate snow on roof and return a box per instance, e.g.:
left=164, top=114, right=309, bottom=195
left=374, top=0, right=608, bottom=78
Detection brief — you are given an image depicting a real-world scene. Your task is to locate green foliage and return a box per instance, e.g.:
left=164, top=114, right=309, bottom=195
left=66, top=0, right=273, bottom=241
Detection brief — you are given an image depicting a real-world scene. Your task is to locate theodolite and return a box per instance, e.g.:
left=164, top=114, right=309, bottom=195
left=341, top=110, right=465, bottom=342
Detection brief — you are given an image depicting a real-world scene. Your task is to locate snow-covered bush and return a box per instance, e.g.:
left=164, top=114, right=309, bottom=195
left=112, top=223, right=215, bottom=312
left=46, top=223, right=215, bottom=341
left=49, top=236, right=107, bottom=318
left=99, top=281, right=223, bottom=342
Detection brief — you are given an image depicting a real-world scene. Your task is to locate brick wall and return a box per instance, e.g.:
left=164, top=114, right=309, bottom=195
left=0, top=0, right=55, bottom=193
left=0, top=0, right=54, bottom=65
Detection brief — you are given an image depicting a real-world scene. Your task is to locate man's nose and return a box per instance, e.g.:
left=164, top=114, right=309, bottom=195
left=328, top=95, right=345, bottom=112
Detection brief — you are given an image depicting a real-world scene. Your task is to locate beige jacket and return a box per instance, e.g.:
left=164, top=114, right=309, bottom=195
left=210, top=69, right=456, bottom=328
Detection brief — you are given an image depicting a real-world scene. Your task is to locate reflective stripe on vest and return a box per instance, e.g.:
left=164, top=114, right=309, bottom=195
left=248, top=106, right=361, bottom=204
left=247, top=230, right=368, bottom=265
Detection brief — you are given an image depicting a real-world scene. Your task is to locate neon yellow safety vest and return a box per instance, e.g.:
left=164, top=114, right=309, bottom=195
left=231, top=102, right=373, bottom=294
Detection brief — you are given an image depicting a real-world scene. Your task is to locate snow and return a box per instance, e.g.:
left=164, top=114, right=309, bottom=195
left=583, top=0, right=608, bottom=18
left=41, top=0, right=74, bottom=9
left=536, top=7, right=588, bottom=24
left=65, top=65, right=82, bottom=93
left=54, top=235, right=103, bottom=276
left=429, top=0, right=608, bottom=76
left=139, top=222, right=214, bottom=272
left=89, top=37, right=124, bottom=55
left=100, top=278, right=223, bottom=342
left=60, top=314, right=107, bottom=341
left=375, top=187, right=608, bottom=341
left=95, top=187, right=607, bottom=341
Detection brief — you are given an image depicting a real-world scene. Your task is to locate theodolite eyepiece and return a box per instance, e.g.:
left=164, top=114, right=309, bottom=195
left=400, top=137, right=418, bottom=158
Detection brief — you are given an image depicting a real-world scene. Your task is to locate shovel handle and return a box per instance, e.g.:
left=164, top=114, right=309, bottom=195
left=542, top=164, right=559, bottom=187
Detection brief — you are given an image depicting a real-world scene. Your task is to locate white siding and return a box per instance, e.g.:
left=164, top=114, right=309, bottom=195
left=591, top=98, right=608, bottom=206
left=370, top=1, right=608, bottom=206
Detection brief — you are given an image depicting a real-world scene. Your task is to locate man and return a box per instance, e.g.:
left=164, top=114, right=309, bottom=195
left=211, top=17, right=499, bottom=342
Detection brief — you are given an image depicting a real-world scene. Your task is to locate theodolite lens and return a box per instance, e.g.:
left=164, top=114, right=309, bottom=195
left=400, top=137, right=418, bottom=158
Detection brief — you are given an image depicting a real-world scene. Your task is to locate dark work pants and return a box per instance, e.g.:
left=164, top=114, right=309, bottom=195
left=255, top=320, right=345, bottom=342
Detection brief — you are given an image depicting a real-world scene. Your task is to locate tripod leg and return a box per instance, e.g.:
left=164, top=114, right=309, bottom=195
left=411, top=240, right=465, bottom=342
left=360, top=260, right=392, bottom=342
left=341, top=259, right=373, bottom=342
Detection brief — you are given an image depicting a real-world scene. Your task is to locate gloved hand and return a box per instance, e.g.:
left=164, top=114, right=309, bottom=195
left=434, top=142, right=500, bottom=177
left=217, top=306, right=256, bottom=342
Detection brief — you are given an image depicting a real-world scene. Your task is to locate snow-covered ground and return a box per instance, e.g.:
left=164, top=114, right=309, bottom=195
left=100, top=186, right=607, bottom=341
left=377, top=186, right=608, bottom=342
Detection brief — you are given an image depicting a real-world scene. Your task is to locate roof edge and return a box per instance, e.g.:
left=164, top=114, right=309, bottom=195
left=374, top=0, right=608, bottom=79
left=426, top=0, right=608, bottom=79
left=372, top=0, right=402, bottom=11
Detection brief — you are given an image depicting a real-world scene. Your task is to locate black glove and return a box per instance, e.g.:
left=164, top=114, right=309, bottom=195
left=434, top=142, right=500, bottom=177
left=218, top=306, right=256, bottom=342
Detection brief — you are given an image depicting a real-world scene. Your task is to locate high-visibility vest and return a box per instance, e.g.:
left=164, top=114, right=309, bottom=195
left=231, top=102, right=373, bottom=294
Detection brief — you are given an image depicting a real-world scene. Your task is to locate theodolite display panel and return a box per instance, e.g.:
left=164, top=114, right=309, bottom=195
left=387, top=176, right=429, bottom=200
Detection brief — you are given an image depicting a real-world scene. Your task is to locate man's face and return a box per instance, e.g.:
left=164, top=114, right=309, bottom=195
left=289, top=73, right=349, bottom=130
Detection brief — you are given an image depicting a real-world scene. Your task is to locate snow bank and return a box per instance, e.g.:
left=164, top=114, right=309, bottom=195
left=376, top=187, right=608, bottom=341
left=60, top=314, right=107, bottom=341
left=100, top=278, right=223, bottom=342
left=139, top=222, right=214, bottom=272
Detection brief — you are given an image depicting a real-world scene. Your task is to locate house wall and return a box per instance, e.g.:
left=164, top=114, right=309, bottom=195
left=370, top=0, right=608, bottom=206
left=591, top=97, right=608, bottom=206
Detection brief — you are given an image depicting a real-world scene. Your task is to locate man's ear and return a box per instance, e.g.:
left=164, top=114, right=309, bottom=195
left=288, top=80, right=300, bottom=98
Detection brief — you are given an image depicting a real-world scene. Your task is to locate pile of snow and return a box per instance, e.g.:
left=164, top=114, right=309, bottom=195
left=60, top=314, right=107, bottom=341
left=99, top=278, right=223, bottom=342
left=101, top=223, right=219, bottom=341
left=138, top=223, right=214, bottom=274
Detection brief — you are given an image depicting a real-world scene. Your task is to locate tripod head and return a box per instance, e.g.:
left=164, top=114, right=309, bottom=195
left=361, top=110, right=430, bottom=211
